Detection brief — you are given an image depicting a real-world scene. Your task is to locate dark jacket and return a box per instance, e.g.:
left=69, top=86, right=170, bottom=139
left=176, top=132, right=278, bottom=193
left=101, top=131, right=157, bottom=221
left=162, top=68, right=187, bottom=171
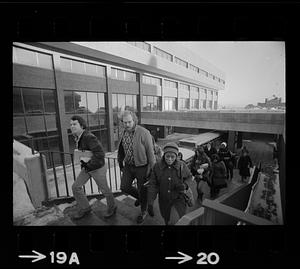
left=218, top=148, right=234, bottom=168
left=118, top=125, right=155, bottom=169
left=237, top=155, right=253, bottom=177
left=211, top=160, right=227, bottom=187
left=191, top=152, right=212, bottom=179
left=77, top=130, right=105, bottom=172
left=148, top=159, right=193, bottom=223
left=205, top=146, right=217, bottom=160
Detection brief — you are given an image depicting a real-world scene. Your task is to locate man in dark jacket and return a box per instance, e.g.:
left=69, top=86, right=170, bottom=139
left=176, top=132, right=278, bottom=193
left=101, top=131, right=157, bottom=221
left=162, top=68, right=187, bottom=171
left=70, top=115, right=117, bottom=220
left=118, top=110, right=156, bottom=224
left=204, top=142, right=217, bottom=160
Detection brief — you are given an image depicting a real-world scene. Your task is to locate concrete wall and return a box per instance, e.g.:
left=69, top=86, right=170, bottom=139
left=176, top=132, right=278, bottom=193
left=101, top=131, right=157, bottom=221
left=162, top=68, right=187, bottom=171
left=13, top=140, right=49, bottom=208
left=141, top=111, right=285, bottom=134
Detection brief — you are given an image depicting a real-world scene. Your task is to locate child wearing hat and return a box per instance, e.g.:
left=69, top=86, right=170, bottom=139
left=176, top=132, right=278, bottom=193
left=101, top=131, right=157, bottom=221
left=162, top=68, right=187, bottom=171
left=147, top=142, right=193, bottom=225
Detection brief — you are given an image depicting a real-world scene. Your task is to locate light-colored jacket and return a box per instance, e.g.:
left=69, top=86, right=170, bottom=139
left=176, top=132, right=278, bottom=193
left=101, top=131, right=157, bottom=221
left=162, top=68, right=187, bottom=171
left=118, top=125, right=156, bottom=169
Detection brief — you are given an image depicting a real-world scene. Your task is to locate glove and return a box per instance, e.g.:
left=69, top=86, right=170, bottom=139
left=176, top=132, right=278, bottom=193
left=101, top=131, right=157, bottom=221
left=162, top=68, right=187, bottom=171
left=80, top=160, right=89, bottom=171
left=176, top=182, right=188, bottom=192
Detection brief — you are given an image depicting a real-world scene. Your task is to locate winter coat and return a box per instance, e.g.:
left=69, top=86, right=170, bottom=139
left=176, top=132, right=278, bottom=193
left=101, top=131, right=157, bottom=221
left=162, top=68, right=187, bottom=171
left=76, top=130, right=105, bottom=172
left=237, top=155, right=253, bottom=177
left=147, top=159, right=193, bottom=223
left=205, top=146, right=217, bottom=160
left=211, top=160, right=227, bottom=188
left=191, top=152, right=212, bottom=179
left=218, top=148, right=234, bottom=169
left=118, top=125, right=156, bottom=169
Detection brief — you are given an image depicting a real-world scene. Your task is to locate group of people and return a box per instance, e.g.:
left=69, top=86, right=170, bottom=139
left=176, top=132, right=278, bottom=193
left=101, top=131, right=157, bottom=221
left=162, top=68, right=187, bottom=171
left=69, top=110, right=252, bottom=225
left=190, top=141, right=253, bottom=201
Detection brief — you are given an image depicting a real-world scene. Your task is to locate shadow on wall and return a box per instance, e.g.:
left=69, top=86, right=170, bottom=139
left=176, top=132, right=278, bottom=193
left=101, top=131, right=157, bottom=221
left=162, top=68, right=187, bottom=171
left=148, top=55, right=158, bottom=68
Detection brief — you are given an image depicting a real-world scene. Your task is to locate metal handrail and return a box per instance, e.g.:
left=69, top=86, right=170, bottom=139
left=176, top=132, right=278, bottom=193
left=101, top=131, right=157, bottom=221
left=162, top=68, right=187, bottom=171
left=39, top=150, right=122, bottom=204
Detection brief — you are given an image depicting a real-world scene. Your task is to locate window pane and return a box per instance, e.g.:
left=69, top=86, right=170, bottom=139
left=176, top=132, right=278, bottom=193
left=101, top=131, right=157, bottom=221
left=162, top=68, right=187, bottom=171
left=14, top=47, right=37, bottom=66
left=117, top=69, right=124, bottom=80
left=132, top=95, right=137, bottom=111
left=13, top=117, right=26, bottom=136
left=99, top=113, right=107, bottom=128
left=88, top=114, right=99, bottom=129
left=118, top=94, right=125, bottom=111
left=98, top=93, right=105, bottom=112
left=97, top=65, right=106, bottom=77
left=125, top=94, right=133, bottom=110
left=45, top=115, right=57, bottom=132
left=37, top=53, right=53, bottom=69
left=60, top=58, right=72, bottom=72
left=143, top=96, right=147, bottom=110
left=87, top=92, right=98, bottom=113
left=13, top=87, right=24, bottom=114
left=85, top=63, right=98, bottom=76
left=111, top=68, right=117, bottom=79
left=72, top=60, right=85, bottom=74
left=43, top=90, right=56, bottom=113
left=112, top=94, right=118, bottom=112
left=23, top=88, right=43, bottom=114
left=64, top=91, right=74, bottom=113
left=26, top=115, right=46, bottom=133
left=74, top=92, right=87, bottom=113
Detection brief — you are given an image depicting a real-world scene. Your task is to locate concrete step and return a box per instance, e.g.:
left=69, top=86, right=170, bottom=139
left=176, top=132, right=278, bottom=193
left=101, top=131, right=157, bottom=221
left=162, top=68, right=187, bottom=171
left=120, top=196, right=165, bottom=225
left=63, top=205, right=108, bottom=226
left=91, top=199, right=134, bottom=226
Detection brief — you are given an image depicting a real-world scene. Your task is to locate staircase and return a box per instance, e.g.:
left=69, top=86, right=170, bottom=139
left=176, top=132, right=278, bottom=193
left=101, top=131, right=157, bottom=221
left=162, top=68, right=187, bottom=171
left=52, top=195, right=166, bottom=226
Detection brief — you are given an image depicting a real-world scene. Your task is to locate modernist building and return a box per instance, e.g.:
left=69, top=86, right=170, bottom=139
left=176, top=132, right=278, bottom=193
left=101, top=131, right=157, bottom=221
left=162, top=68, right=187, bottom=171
left=13, top=42, right=225, bottom=166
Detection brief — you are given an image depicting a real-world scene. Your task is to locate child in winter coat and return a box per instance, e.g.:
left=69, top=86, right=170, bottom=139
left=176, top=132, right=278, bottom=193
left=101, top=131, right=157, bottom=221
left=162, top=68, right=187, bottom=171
left=147, top=142, right=193, bottom=225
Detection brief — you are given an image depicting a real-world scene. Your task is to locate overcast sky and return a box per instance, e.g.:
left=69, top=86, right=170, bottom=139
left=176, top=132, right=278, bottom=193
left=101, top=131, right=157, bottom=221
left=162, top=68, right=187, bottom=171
left=176, top=41, right=285, bottom=107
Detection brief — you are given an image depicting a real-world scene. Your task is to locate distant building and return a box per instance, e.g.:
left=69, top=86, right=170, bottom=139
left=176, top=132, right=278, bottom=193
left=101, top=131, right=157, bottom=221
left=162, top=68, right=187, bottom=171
left=257, top=95, right=285, bottom=109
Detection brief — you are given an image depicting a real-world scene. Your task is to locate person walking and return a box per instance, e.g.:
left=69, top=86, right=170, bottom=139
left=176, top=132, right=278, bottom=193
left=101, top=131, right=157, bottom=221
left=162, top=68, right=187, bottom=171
left=70, top=115, right=117, bottom=220
left=191, top=146, right=212, bottom=200
left=204, top=142, right=217, bottom=160
left=147, top=142, right=193, bottom=225
left=117, top=110, right=156, bottom=224
left=210, top=154, right=227, bottom=198
left=218, top=142, right=235, bottom=182
left=237, top=148, right=253, bottom=182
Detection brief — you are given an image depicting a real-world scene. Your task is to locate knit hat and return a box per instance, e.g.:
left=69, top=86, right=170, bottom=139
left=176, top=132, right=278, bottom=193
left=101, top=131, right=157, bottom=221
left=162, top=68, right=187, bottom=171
left=163, top=142, right=179, bottom=156
left=220, top=142, right=227, bottom=148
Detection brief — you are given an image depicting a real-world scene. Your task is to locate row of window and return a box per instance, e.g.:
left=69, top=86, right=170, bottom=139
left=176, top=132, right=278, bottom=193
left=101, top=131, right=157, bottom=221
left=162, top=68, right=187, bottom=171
left=13, top=46, right=53, bottom=70
left=110, top=68, right=137, bottom=82
left=127, top=43, right=225, bottom=85
left=60, top=58, right=106, bottom=77
left=153, top=46, right=173, bottom=62
left=127, top=42, right=151, bottom=52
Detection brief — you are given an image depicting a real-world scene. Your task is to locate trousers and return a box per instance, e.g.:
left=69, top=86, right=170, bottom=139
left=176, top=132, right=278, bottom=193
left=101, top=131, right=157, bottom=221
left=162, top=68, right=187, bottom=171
left=72, top=164, right=115, bottom=210
left=120, top=165, right=148, bottom=212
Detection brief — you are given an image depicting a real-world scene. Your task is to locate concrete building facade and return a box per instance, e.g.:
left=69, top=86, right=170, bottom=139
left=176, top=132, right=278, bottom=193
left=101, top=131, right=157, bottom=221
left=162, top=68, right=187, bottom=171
left=13, top=41, right=225, bottom=167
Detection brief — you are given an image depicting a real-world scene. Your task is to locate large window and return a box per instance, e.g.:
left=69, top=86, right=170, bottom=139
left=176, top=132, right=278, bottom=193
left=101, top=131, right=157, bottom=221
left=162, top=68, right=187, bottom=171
left=110, top=68, right=137, bottom=82
left=164, top=97, right=176, bottom=111
left=142, top=75, right=161, bottom=86
left=174, top=57, right=188, bottom=68
left=208, top=100, right=213, bottom=109
left=178, top=98, right=190, bottom=110
left=13, top=46, right=53, bottom=69
left=143, top=95, right=160, bottom=111
left=127, top=42, right=151, bottom=52
left=13, top=87, right=60, bottom=167
left=60, top=57, right=106, bottom=77
left=153, top=47, right=173, bottom=62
